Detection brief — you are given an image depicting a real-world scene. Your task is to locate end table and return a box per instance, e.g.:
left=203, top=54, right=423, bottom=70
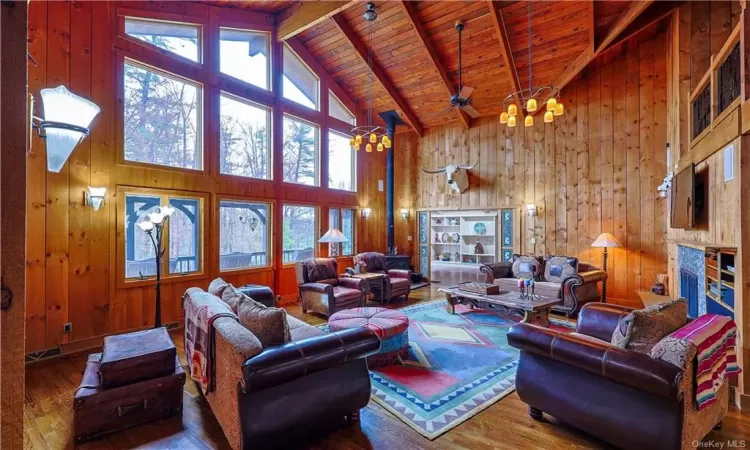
left=351, top=273, right=387, bottom=306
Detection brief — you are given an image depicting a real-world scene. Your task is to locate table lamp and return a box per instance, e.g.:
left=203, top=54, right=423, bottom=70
left=591, top=232, right=622, bottom=303
left=319, top=228, right=349, bottom=258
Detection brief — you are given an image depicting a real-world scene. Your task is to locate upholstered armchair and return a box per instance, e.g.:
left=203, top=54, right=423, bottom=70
left=508, top=303, right=728, bottom=450
left=353, top=252, right=412, bottom=302
left=480, top=255, right=607, bottom=317
left=295, top=258, right=365, bottom=317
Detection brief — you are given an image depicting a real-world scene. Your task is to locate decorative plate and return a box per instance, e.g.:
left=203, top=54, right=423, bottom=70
left=441, top=232, right=451, bottom=243
left=474, top=222, right=487, bottom=235
left=450, top=232, right=460, bottom=243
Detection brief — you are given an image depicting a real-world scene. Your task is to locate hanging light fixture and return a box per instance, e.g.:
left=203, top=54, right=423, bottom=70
left=500, top=1, right=563, bottom=126
left=349, top=3, right=388, bottom=153
left=33, top=85, right=101, bottom=173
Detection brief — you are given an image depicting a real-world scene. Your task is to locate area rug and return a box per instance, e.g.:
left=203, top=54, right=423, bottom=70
left=368, top=300, right=520, bottom=439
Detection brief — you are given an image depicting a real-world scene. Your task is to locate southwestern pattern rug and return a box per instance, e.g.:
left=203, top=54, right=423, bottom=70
left=368, top=300, right=522, bottom=439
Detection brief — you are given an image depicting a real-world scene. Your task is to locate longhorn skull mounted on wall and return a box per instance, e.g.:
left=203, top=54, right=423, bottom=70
left=419, top=161, right=478, bottom=194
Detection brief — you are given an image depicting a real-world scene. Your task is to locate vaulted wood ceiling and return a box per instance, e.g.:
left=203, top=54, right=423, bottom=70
left=218, top=0, right=673, bottom=133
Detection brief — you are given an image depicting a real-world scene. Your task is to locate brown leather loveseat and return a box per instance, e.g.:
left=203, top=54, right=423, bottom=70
left=507, top=303, right=728, bottom=450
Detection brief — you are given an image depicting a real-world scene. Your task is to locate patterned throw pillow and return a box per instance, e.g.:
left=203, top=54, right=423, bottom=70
left=648, top=335, right=697, bottom=370
left=543, top=256, right=579, bottom=283
left=208, top=277, right=229, bottom=298
left=511, top=255, right=543, bottom=279
left=220, top=284, right=252, bottom=313
left=611, top=298, right=688, bottom=354
left=235, top=297, right=290, bottom=348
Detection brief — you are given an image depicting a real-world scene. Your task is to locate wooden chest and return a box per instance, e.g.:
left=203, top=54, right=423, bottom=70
left=73, top=353, right=185, bottom=443
left=100, top=327, right=176, bottom=389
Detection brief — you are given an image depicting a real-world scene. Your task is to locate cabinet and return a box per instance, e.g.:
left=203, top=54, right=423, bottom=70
left=428, top=209, right=517, bottom=267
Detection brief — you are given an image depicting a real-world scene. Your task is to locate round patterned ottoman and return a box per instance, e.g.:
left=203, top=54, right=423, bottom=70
left=329, top=307, right=409, bottom=368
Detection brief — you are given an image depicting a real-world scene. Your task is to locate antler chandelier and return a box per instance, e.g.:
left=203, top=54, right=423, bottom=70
left=499, top=0, right=564, bottom=127
left=349, top=2, right=391, bottom=152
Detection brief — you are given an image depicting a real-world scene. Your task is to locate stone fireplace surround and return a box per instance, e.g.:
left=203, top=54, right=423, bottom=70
left=677, top=245, right=706, bottom=316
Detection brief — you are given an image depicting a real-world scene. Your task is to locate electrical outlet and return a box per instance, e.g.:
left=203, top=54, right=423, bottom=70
left=408, top=236, right=413, bottom=241
left=63, top=323, right=72, bottom=334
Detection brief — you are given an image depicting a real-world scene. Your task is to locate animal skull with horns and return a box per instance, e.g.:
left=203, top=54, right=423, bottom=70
left=419, top=161, right=478, bottom=194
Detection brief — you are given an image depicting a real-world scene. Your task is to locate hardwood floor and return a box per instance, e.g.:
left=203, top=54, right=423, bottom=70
left=24, top=285, right=750, bottom=449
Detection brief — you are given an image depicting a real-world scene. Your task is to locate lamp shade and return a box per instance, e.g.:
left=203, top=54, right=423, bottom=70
left=319, top=228, right=349, bottom=244
left=87, top=186, right=107, bottom=211
left=40, top=85, right=101, bottom=172
left=591, top=232, right=622, bottom=248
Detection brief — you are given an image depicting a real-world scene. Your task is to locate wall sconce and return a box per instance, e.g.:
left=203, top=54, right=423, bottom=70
left=361, top=208, right=372, bottom=219
left=32, top=85, right=101, bottom=173
left=84, top=186, right=107, bottom=211
left=657, top=173, right=673, bottom=198
left=526, top=204, right=537, bottom=217
left=400, top=208, right=409, bottom=220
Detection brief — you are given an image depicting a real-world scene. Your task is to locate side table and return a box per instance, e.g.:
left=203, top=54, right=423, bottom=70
left=351, top=273, right=387, bottom=306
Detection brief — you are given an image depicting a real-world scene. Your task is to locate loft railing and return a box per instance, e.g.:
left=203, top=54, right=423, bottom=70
left=692, top=85, right=711, bottom=139
left=717, top=43, right=740, bottom=115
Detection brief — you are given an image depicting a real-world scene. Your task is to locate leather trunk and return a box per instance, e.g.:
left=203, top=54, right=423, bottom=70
left=100, top=327, right=176, bottom=389
left=74, top=353, right=185, bottom=443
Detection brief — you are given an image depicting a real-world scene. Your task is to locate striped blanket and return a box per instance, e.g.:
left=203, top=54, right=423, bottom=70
left=183, top=288, right=238, bottom=394
left=669, top=314, right=741, bottom=409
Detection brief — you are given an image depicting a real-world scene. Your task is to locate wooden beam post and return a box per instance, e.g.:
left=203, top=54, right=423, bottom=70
left=399, top=1, right=470, bottom=129
left=332, top=13, right=424, bottom=136
left=276, top=1, right=356, bottom=41
left=487, top=1, right=522, bottom=98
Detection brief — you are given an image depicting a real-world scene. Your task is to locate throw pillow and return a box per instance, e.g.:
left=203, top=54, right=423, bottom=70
left=543, top=256, right=578, bottom=283
left=648, top=335, right=697, bottom=371
left=511, top=255, right=543, bottom=279
left=611, top=298, right=688, bottom=354
left=235, top=297, right=291, bottom=348
left=220, top=284, right=247, bottom=313
left=208, top=277, right=229, bottom=298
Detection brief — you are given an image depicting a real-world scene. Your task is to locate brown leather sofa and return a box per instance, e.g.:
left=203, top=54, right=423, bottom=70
left=508, top=303, right=728, bottom=450
left=295, top=257, right=365, bottom=317
left=184, top=286, right=380, bottom=449
left=480, top=255, right=606, bottom=316
left=351, top=252, right=412, bottom=302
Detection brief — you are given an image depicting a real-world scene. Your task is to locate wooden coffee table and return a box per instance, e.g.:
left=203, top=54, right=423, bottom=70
left=438, top=286, right=560, bottom=327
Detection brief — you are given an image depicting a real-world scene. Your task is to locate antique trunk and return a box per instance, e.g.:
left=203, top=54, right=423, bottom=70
left=100, top=327, right=176, bottom=389
left=74, top=353, right=185, bottom=443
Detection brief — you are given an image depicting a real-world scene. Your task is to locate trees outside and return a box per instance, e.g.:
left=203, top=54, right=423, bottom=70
left=219, top=96, right=270, bottom=179
left=219, top=202, right=268, bottom=269
left=283, top=205, right=315, bottom=261
left=282, top=117, right=318, bottom=185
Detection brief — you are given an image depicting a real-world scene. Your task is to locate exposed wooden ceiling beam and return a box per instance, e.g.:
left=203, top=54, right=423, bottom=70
left=276, top=1, right=355, bottom=41
left=487, top=1, right=521, bottom=95
left=399, top=0, right=470, bottom=129
left=536, top=0, right=654, bottom=113
left=601, top=1, right=681, bottom=56
left=332, top=13, right=425, bottom=136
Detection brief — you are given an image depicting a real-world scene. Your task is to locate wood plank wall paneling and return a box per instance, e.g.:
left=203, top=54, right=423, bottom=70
left=26, top=1, right=384, bottom=353
left=407, top=30, right=670, bottom=304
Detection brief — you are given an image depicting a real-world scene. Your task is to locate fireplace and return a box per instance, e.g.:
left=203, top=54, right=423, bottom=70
left=679, top=269, right=699, bottom=318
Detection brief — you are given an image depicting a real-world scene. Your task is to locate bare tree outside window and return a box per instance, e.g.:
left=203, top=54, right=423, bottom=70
left=328, top=131, right=355, bottom=191
left=220, top=95, right=270, bottom=179
left=220, top=201, right=269, bottom=270
left=124, top=60, right=202, bottom=170
left=283, top=205, right=316, bottom=263
left=283, top=116, right=318, bottom=186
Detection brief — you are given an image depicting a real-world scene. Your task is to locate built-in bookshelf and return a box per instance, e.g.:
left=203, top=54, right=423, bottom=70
left=704, top=247, right=736, bottom=319
left=430, top=211, right=500, bottom=266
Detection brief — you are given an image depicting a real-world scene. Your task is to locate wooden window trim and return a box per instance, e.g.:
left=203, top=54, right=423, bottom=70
left=116, top=186, right=210, bottom=290
left=281, top=42, right=321, bottom=112
left=217, top=26, right=273, bottom=93
left=117, top=12, right=205, bottom=67
left=327, top=205, right=357, bottom=257
left=216, top=195, right=275, bottom=275
left=281, top=203, right=319, bottom=267
left=327, top=129, right=357, bottom=193
left=218, top=92, right=274, bottom=181
left=281, top=113, right=321, bottom=188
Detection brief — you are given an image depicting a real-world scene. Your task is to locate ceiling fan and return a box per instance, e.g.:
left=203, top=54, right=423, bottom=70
left=428, top=20, right=480, bottom=120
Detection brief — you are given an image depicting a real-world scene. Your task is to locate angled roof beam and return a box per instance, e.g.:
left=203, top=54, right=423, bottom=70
left=487, top=1, right=522, bottom=95
left=276, top=1, right=356, bottom=41
left=332, top=13, right=425, bottom=136
left=399, top=0, right=470, bottom=129
left=535, top=0, right=654, bottom=113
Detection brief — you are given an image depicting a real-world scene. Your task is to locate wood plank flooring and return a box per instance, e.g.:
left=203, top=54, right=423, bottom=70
left=24, top=285, right=750, bottom=449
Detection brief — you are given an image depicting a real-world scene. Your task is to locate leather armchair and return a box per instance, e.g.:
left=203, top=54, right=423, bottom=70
left=295, top=258, right=364, bottom=317
left=480, top=259, right=607, bottom=317
left=508, top=303, right=728, bottom=450
left=353, top=252, right=412, bottom=302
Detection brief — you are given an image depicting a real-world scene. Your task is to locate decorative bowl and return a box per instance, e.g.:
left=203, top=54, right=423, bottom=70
left=474, top=222, right=487, bottom=235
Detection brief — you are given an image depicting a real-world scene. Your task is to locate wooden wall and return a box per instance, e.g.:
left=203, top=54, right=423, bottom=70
left=403, top=30, right=671, bottom=304
left=25, top=1, right=387, bottom=353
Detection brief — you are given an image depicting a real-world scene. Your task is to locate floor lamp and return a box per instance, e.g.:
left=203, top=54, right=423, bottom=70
left=591, top=232, right=622, bottom=303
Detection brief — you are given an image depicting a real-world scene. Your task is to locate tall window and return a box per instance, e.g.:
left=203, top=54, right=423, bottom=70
left=329, top=207, right=355, bottom=256
left=124, top=192, right=203, bottom=279
left=283, top=44, right=319, bottom=110
left=283, top=205, right=316, bottom=263
left=283, top=115, right=319, bottom=186
left=123, top=61, right=203, bottom=170
left=329, top=92, right=356, bottom=125
left=219, top=28, right=270, bottom=90
left=219, top=94, right=271, bottom=179
left=328, top=131, right=355, bottom=191
left=219, top=200, right=270, bottom=270
left=124, top=17, right=200, bottom=63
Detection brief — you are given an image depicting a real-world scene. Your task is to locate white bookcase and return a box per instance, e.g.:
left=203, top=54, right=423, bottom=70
left=430, top=211, right=498, bottom=266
